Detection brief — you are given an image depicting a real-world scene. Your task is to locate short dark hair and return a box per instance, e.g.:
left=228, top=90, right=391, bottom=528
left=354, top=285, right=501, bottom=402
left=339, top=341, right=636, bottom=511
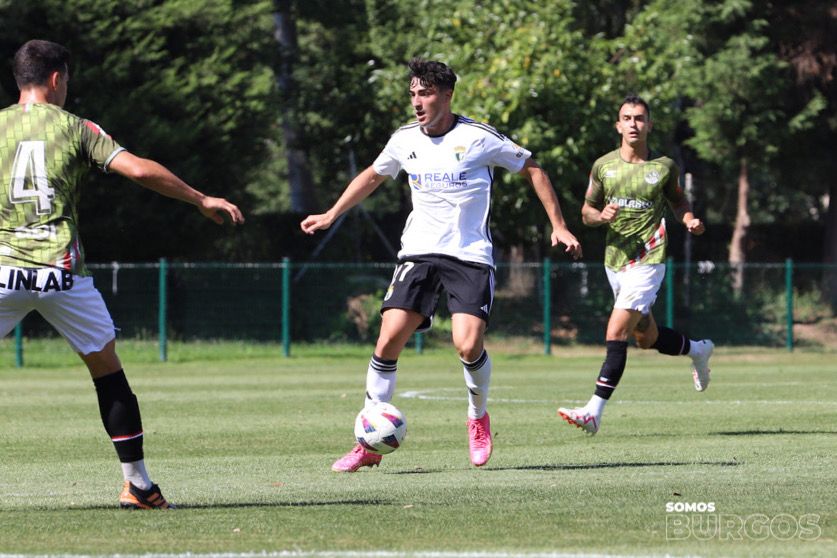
left=619, top=95, right=651, bottom=119
left=408, top=58, right=457, bottom=92
left=13, top=40, right=70, bottom=89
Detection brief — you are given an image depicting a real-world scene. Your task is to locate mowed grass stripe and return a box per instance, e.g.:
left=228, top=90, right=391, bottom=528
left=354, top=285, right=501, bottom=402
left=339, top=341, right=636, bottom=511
left=0, top=344, right=834, bottom=557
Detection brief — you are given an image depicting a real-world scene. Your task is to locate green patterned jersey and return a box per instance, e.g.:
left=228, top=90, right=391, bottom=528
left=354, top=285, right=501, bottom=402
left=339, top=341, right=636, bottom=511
left=0, top=103, right=124, bottom=275
left=586, top=149, right=685, bottom=271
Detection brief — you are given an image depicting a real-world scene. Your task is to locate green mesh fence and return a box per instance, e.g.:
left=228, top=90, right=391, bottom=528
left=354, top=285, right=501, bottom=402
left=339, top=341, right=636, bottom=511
left=8, top=260, right=837, bottom=362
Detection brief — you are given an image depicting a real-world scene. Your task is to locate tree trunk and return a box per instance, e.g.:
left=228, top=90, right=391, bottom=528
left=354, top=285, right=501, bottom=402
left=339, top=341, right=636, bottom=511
left=504, top=244, right=534, bottom=296
left=274, top=0, right=316, bottom=213
left=728, top=157, right=751, bottom=294
left=824, top=179, right=837, bottom=312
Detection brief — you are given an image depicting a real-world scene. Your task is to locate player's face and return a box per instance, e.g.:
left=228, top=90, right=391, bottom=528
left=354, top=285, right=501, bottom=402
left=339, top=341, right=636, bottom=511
left=615, top=103, right=651, bottom=147
left=410, top=77, right=452, bottom=134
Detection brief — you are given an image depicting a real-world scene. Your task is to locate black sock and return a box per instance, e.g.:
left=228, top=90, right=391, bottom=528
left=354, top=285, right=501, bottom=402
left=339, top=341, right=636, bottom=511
left=594, top=340, right=628, bottom=400
left=652, top=326, right=690, bottom=356
left=93, top=370, right=144, bottom=463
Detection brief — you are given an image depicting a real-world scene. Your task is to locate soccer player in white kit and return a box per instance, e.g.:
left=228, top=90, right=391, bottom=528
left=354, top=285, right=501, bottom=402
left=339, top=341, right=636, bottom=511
left=301, top=59, right=582, bottom=471
left=0, top=40, right=244, bottom=508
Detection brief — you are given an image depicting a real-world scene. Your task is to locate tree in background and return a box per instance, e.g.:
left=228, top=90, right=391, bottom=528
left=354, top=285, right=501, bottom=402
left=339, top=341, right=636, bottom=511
left=0, top=0, right=831, bottom=272
left=614, top=0, right=831, bottom=292
left=0, top=0, right=279, bottom=260
left=366, top=0, right=616, bottom=261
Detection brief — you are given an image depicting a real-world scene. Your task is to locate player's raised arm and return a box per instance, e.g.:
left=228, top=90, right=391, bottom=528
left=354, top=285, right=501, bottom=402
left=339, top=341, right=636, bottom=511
left=108, top=151, right=244, bottom=225
left=300, top=165, right=388, bottom=234
left=518, top=158, right=582, bottom=259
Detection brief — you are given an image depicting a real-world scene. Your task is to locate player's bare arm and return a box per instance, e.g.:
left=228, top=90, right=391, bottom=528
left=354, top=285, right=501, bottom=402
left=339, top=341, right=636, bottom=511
left=667, top=191, right=705, bottom=236
left=582, top=201, right=619, bottom=227
left=518, top=158, right=582, bottom=259
left=301, top=165, right=387, bottom=234
left=108, top=151, right=244, bottom=225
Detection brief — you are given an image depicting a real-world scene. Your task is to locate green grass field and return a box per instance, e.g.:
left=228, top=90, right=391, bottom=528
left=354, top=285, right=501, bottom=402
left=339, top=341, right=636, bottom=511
left=0, top=340, right=835, bottom=557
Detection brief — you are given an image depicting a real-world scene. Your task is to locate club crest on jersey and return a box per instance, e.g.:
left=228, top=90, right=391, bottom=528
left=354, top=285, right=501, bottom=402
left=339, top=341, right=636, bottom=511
left=453, top=146, right=467, bottom=162
left=645, top=170, right=661, bottom=184
left=408, top=173, right=422, bottom=191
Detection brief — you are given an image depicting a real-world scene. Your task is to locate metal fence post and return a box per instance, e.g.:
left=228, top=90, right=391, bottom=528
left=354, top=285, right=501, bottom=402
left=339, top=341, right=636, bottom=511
left=786, top=258, right=793, bottom=352
left=282, top=257, right=291, bottom=357
left=414, top=332, right=424, bottom=354
left=158, top=258, right=168, bottom=362
left=665, top=257, right=674, bottom=328
left=14, top=322, right=23, bottom=367
left=543, top=257, right=552, bottom=355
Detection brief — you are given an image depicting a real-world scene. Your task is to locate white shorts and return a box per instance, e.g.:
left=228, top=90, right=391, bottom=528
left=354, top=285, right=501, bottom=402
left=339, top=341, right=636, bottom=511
left=0, top=266, right=116, bottom=354
left=605, top=264, right=665, bottom=315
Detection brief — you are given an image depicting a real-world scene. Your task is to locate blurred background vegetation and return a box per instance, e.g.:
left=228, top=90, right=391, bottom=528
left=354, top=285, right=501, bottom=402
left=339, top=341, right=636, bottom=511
left=0, top=0, right=833, bottom=276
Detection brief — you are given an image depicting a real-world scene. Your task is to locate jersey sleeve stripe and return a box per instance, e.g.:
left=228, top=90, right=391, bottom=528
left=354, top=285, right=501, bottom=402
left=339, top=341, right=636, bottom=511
left=103, top=147, right=126, bottom=172
left=457, top=117, right=505, bottom=140
left=395, top=122, right=421, bottom=134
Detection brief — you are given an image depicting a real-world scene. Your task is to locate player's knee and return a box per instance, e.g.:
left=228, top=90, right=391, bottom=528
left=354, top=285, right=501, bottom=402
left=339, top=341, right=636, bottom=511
left=375, top=332, right=407, bottom=356
left=454, top=339, right=482, bottom=362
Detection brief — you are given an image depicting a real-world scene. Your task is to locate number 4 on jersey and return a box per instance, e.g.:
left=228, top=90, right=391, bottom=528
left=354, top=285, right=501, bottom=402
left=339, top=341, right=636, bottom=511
left=9, top=140, right=54, bottom=215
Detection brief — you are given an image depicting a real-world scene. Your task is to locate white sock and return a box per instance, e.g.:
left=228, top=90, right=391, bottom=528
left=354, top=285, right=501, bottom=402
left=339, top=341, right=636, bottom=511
left=688, top=339, right=702, bottom=358
left=462, top=350, right=491, bottom=419
left=121, top=460, right=152, bottom=490
left=364, top=354, right=397, bottom=409
left=585, top=394, right=607, bottom=417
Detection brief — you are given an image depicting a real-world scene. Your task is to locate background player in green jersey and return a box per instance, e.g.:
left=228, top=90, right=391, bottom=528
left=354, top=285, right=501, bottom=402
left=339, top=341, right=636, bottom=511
left=0, top=40, right=244, bottom=508
left=557, top=95, right=713, bottom=435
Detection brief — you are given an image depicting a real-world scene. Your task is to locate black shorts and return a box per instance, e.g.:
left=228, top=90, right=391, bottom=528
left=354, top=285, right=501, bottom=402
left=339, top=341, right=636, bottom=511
left=381, top=254, right=495, bottom=330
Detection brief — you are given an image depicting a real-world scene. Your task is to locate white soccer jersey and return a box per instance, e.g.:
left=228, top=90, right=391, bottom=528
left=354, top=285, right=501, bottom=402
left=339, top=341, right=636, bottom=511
left=373, top=115, right=531, bottom=267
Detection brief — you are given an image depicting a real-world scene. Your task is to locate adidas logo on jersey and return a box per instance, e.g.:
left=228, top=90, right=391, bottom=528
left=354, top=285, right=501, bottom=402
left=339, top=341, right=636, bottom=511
left=407, top=151, right=417, bottom=160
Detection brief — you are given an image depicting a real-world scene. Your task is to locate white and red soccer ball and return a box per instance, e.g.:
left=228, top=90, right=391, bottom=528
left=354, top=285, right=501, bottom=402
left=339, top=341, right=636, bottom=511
left=354, top=402, right=407, bottom=455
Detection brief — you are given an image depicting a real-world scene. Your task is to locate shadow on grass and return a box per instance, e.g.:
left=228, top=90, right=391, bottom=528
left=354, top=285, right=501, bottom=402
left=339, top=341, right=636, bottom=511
left=9, top=498, right=388, bottom=512
left=711, top=429, right=837, bottom=436
left=490, top=460, right=741, bottom=472
left=388, top=461, right=740, bottom=474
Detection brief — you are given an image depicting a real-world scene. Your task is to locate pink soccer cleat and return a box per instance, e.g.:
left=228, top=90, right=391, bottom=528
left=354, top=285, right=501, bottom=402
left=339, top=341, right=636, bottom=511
left=331, top=443, right=383, bottom=472
left=558, top=407, right=600, bottom=435
left=467, top=412, right=493, bottom=467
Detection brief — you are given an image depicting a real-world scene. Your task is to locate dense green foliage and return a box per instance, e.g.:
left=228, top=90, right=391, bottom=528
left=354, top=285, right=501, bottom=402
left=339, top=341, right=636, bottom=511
left=0, top=0, right=833, bottom=263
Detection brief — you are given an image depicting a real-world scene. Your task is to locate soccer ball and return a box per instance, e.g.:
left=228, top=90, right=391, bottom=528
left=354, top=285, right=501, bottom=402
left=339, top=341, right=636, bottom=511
left=354, top=402, right=407, bottom=455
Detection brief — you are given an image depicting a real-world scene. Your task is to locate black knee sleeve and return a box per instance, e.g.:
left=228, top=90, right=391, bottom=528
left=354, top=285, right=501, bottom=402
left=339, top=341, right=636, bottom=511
left=93, top=370, right=144, bottom=463
left=652, top=326, right=690, bottom=356
left=594, top=340, right=628, bottom=400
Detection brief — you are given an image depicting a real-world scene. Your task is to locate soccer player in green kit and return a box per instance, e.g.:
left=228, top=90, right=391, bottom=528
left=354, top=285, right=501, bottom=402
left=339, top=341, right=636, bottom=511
left=557, top=96, right=714, bottom=435
left=0, top=40, right=244, bottom=508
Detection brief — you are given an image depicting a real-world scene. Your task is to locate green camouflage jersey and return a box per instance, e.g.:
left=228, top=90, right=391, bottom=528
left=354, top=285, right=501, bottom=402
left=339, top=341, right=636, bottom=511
left=0, top=103, right=124, bottom=275
left=586, top=149, right=686, bottom=271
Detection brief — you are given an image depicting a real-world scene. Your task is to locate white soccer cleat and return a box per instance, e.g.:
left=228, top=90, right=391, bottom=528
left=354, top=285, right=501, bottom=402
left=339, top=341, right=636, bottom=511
left=557, top=407, right=599, bottom=435
left=690, top=339, right=714, bottom=392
